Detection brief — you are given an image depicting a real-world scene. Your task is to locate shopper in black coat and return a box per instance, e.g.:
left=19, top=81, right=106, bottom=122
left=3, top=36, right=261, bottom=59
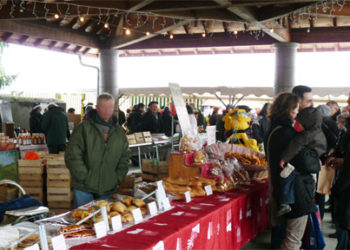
left=265, top=93, right=317, bottom=250
left=29, top=103, right=43, bottom=133
left=328, top=117, right=350, bottom=249
left=140, top=101, right=162, bottom=134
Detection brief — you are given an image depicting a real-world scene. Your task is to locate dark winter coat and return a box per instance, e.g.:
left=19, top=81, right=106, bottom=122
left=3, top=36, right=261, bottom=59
left=264, top=116, right=316, bottom=225
left=161, top=109, right=172, bottom=137
left=127, top=110, right=143, bottom=134
left=41, top=106, right=70, bottom=145
left=65, top=110, right=129, bottom=195
left=29, top=110, right=42, bottom=133
left=321, top=117, right=339, bottom=152
left=332, top=129, right=350, bottom=230
left=140, top=110, right=162, bottom=134
left=281, top=107, right=327, bottom=163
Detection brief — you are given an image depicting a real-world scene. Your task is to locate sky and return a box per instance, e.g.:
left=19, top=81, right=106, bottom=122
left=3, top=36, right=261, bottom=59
left=1, top=44, right=350, bottom=94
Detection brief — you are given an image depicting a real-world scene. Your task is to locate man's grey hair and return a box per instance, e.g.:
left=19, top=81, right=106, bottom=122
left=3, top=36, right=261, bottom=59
left=326, top=100, right=340, bottom=109
left=97, top=93, right=115, bottom=106
left=337, top=113, right=350, bottom=124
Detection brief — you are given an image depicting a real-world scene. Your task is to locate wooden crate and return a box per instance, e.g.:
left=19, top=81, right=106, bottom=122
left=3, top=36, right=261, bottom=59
left=142, top=159, right=168, bottom=175
left=46, top=159, right=72, bottom=203
left=18, top=160, right=45, bottom=204
left=18, top=160, right=44, bottom=175
left=25, top=187, right=44, bottom=203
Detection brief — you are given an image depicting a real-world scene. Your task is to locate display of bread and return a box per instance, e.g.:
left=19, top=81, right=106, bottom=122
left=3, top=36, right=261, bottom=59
left=111, top=202, right=128, bottom=214
left=163, top=176, right=217, bottom=200
left=17, top=234, right=40, bottom=248
left=132, top=198, right=146, bottom=208
left=122, top=197, right=134, bottom=206
left=96, top=200, right=111, bottom=212
left=193, top=151, right=206, bottom=165
left=225, top=152, right=267, bottom=166
left=59, top=225, right=96, bottom=239
left=70, top=196, right=151, bottom=227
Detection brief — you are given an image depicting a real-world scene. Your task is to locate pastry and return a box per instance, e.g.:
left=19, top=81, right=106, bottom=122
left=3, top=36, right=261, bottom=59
left=122, top=197, right=134, bottom=206
left=128, top=205, right=137, bottom=211
left=109, top=211, right=120, bottom=218
left=195, top=176, right=216, bottom=186
left=165, top=177, right=189, bottom=186
left=190, top=186, right=206, bottom=197
left=122, top=212, right=133, bottom=223
left=96, top=200, right=111, bottom=212
left=111, top=202, right=128, bottom=214
left=173, top=193, right=185, bottom=201
left=17, top=235, right=40, bottom=248
left=63, top=229, right=96, bottom=238
left=193, top=151, right=206, bottom=165
left=88, top=205, right=100, bottom=213
left=132, top=198, right=146, bottom=208
left=188, top=179, right=203, bottom=187
left=59, top=225, right=92, bottom=234
left=141, top=207, right=148, bottom=216
left=164, top=181, right=191, bottom=193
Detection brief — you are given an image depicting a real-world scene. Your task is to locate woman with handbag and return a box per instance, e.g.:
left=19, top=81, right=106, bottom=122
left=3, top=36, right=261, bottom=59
left=265, top=93, right=320, bottom=250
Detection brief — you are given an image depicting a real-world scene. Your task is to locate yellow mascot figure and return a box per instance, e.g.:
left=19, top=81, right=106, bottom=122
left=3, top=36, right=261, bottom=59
left=222, top=108, right=260, bottom=152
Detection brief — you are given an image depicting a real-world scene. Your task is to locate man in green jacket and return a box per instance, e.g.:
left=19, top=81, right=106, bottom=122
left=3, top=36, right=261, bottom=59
left=65, top=93, right=130, bottom=208
left=41, top=103, right=70, bottom=154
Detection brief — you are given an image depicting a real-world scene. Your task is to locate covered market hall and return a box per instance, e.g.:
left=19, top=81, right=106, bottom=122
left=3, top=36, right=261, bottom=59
left=0, top=0, right=350, bottom=249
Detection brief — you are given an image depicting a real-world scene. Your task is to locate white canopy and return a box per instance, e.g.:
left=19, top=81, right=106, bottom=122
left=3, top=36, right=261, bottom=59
left=119, top=86, right=350, bottom=98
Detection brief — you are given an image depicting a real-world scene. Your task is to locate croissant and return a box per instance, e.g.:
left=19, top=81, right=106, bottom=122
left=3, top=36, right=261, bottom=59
left=111, top=202, right=128, bottom=214
left=122, top=197, right=134, bottom=206
left=132, top=198, right=146, bottom=208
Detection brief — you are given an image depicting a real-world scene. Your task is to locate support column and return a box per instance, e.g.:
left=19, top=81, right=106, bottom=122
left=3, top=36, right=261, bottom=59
left=273, top=42, right=298, bottom=95
left=99, top=49, right=119, bottom=98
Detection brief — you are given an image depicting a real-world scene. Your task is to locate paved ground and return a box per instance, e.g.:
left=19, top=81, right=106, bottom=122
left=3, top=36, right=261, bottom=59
left=242, top=211, right=337, bottom=249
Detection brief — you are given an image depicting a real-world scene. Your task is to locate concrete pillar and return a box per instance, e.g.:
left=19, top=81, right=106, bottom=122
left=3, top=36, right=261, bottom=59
left=99, top=49, right=119, bottom=98
left=273, top=42, right=299, bottom=95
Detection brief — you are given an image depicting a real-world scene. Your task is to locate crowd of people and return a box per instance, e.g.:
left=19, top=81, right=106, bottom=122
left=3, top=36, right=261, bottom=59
left=27, top=89, right=350, bottom=249
left=264, top=85, right=350, bottom=249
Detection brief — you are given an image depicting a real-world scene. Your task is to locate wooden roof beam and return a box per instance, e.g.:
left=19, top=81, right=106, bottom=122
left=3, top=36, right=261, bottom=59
left=116, top=0, right=157, bottom=36
left=258, top=3, right=318, bottom=22
left=212, top=0, right=290, bottom=42
left=110, top=19, right=191, bottom=49
left=0, top=20, right=99, bottom=48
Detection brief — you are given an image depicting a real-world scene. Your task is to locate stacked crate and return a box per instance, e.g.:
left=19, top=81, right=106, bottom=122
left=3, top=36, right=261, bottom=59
left=141, top=159, right=169, bottom=181
left=18, top=160, right=45, bottom=204
left=46, top=158, right=72, bottom=214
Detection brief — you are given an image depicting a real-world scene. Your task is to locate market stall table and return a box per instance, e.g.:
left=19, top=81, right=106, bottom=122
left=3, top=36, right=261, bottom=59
left=71, top=181, right=268, bottom=250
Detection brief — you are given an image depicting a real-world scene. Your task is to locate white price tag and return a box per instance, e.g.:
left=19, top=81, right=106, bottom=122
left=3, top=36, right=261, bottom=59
left=153, top=240, right=165, bottom=250
left=51, top=234, right=67, bottom=250
left=111, top=215, right=122, bottom=231
left=184, top=191, right=191, bottom=203
left=94, top=221, right=107, bottom=239
left=162, top=198, right=171, bottom=211
left=204, top=185, right=213, bottom=196
left=148, top=201, right=158, bottom=216
left=156, top=180, right=166, bottom=198
left=131, top=208, right=143, bottom=223
left=24, top=244, right=40, bottom=250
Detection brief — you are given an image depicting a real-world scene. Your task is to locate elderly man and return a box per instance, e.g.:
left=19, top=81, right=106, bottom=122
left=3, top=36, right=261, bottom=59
left=140, top=101, right=162, bottom=133
left=65, top=93, right=129, bottom=208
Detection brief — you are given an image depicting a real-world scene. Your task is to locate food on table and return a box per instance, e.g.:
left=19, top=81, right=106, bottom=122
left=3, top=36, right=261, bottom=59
left=59, top=225, right=92, bottom=234
left=127, top=205, right=138, bottom=211
left=63, top=230, right=96, bottom=239
left=193, top=151, right=206, bottom=165
left=141, top=207, right=148, bottom=216
left=96, top=200, right=111, bottom=212
left=224, top=152, right=267, bottom=166
left=122, top=212, right=133, bottom=223
left=132, top=198, right=146, bottom=208
left=122, top=197, right=134, bottom=206
left=17, top=235, right=40, bottom=248
left=111, top=202, right=128, bottom=214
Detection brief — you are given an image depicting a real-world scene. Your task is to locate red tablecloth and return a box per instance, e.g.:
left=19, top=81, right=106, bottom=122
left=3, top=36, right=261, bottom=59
left=71, top=182, right=269, bottom=250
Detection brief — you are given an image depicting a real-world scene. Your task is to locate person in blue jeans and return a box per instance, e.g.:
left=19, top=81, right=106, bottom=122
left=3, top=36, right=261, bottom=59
left=278, top=107, right=327, bottom=217
left=65, top=93, right=129, bottom=208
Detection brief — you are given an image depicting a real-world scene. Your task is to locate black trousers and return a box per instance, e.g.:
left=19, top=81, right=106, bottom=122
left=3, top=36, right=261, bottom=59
left=48, top=144, right=66, bottom=154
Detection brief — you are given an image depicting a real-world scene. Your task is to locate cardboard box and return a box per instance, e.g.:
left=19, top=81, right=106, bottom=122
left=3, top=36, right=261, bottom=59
left=142, top=159, right=168, bottom=175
